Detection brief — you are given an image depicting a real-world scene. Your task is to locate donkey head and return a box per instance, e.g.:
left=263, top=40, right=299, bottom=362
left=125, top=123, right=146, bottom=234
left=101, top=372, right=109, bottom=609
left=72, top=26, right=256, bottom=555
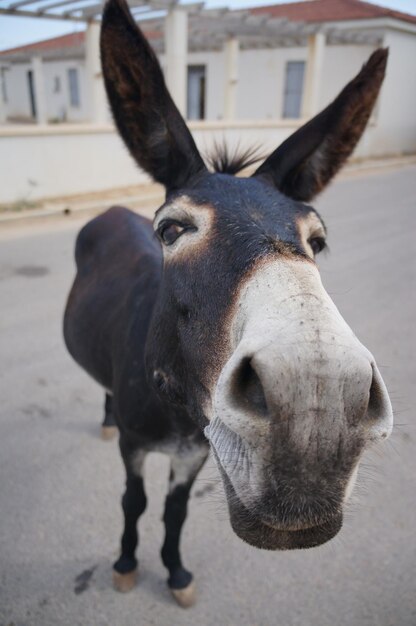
left=101, top=0, right=393, bottom=550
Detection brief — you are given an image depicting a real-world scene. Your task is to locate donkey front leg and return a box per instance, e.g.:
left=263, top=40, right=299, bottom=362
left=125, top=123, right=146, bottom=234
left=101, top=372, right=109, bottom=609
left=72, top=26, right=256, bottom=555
left=161, top=444, right=209, bottom=608
left=113, top=451, right=147, bottom=593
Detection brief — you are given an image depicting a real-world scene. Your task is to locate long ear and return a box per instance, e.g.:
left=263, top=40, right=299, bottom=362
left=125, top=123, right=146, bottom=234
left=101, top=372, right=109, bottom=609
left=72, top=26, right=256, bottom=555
left=253, top=49, right=388, bottom=201
left=100, top=0, right=206, bottom=190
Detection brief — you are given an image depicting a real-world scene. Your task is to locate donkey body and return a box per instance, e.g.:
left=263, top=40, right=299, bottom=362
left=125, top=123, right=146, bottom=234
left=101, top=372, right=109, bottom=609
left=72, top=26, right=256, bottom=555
left=64, top=0, right=393, bottom=607
left=65, top=208, right=208, bottom=603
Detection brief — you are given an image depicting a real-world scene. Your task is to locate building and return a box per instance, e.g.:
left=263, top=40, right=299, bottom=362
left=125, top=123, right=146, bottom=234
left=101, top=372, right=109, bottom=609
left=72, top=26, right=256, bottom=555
left=0, top=32, right=87, bottom=123
left=0, top=0, right=415, bottom=203
left=1, top=0, right=416, bottom=127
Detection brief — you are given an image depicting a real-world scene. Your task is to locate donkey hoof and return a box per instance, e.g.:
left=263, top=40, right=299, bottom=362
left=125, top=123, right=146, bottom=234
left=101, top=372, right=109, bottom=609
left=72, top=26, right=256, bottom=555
left=170, top=581, right=196, bottom=608
left=113, top=568, right=138, bottom=593
left=101, top=425, right=118, bottom=441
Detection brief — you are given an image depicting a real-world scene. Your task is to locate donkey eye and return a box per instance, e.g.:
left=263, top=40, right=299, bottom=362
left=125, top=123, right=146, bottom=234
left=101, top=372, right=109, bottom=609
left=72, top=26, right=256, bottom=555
left=157, top=220, right=188, bottom=246
left=308, top=236, right=327, bottom=256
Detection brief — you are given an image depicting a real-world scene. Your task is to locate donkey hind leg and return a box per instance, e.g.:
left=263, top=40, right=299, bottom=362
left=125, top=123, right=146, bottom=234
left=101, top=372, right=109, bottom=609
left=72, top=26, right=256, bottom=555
left=113, top=452, right=147, bottom=593
left=101, top=393, right=118, bottom=440
left=161, top=443, right=209, bottom=608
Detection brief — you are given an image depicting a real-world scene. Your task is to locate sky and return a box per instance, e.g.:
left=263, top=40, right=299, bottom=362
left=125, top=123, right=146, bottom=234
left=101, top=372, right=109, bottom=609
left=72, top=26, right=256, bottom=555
left=0, top=0, right=415, bottom=51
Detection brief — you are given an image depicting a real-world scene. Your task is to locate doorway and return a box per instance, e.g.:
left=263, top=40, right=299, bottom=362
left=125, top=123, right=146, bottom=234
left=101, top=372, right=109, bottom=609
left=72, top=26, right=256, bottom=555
left=187, top=66, right=206, bottom=120
left=27, top=70, right=36, bottom=118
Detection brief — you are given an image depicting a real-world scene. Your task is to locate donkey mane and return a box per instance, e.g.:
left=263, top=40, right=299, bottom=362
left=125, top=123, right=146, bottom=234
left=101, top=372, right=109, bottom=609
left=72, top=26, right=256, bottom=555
left=206, top=142, right=265, bottom=175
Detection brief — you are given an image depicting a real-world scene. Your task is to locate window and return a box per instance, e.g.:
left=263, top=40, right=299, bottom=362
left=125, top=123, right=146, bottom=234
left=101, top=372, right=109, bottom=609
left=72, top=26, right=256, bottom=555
left=68, top=68, right=80, bottom=107
left=53, top=76, right=61, bottom=94
left=282, top=61, right=305, bottom=119
left=0, top=68, right=8, bottom=103
left=187, top=66, right=206, bottom=120
left=27, top=70, right=36, bottom=118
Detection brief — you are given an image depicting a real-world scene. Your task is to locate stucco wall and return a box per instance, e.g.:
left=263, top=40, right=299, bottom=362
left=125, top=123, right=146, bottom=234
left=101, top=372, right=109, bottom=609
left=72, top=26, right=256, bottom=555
left=163, top=44, right=375, bottom=121
left=43, top=60, right=88, bottom=122
left=188, top=51, right=226, bottom=121
left=187, top=46, right=309, bottom=120
left=2, top=34, right=415, bottom=134
left=0, top=121, right=300, bottom=203
left=371, top=28, right=416, bottom=156
left=4, top=59, right=88, bottom=122
left=193, top=44, right=378, bottom=120
left=318, top=44, right=376, bottom=109
left=5, top=62, right=32, bottom=118
left=238, top=46, right=307, bottom=119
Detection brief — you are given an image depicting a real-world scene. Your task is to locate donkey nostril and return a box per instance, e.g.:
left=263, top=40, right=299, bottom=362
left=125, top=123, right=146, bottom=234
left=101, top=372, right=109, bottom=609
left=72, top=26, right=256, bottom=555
left=232, top=357, right=268, bottom=417
left=367, top=365, right=385, bottom=423
left=365, top=362, right=393, bottom=440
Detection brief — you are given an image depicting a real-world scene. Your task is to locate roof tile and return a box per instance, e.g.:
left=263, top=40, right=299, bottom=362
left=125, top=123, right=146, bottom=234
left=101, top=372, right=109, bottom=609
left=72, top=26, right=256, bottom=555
left=1, top=0, right=415, bottom=57
left=251, top=0, right=416, bottom=25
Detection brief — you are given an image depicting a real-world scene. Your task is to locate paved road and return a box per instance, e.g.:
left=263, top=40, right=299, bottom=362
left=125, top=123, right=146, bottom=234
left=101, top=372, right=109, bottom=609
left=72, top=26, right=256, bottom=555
left=0, top=164, right=415, bottom=626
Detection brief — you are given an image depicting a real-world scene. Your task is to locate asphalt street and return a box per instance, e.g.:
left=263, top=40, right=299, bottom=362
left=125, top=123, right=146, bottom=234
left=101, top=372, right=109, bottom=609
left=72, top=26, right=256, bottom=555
left=0, top=163, right=415, bottom=626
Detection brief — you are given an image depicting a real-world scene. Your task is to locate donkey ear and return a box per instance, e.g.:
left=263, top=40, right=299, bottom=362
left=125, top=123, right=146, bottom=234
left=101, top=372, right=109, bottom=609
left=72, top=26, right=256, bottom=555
left=100, top=0, right=206, bottom=190
left=253, top=49, right=388, bottom=201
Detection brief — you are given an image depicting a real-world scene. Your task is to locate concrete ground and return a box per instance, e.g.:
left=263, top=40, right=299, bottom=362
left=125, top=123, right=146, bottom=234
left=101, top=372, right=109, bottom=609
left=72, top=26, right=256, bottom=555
left=0, top=163, right=415, bottom=626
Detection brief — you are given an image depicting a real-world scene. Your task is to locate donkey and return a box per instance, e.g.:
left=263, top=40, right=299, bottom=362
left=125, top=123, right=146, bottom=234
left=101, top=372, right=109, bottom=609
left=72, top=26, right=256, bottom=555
left=63, top=0, right=393, bottom=608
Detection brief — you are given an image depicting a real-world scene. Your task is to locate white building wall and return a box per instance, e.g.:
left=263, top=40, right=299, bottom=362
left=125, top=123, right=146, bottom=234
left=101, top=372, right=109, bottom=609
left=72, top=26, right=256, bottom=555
left=237, top=46, right=307, bottom=119
left=2, top=35, right=415, bottom=127
left=43, top=62, right=67, bottom=121
left=4, top=58, right=88, bottom=122
left=189, top=50, right=226, bottom=120
left=371, top=28, right=416, bottom=155
left=318, top=44, right=376, bottom=109
left=6, top=62, right=32, bottom=118
left=43, top=60, right=88, bottom=122
left=180, top=44, right=381, bottom=122
left=161, top=50, right=226, bottom=120
left=177, top=47, right=309, bottom=121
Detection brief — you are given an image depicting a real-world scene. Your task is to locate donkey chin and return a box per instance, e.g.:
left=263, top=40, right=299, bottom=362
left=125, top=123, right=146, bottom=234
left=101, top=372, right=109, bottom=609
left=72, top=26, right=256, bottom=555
left=207, top=416, right=348, bottom=550
left=220, top=468, right=344, bottom=551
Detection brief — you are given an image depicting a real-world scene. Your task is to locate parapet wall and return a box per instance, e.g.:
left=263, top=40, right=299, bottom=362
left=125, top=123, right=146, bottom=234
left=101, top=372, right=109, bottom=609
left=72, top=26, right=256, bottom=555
left=0, top=119, right=407, bottom=205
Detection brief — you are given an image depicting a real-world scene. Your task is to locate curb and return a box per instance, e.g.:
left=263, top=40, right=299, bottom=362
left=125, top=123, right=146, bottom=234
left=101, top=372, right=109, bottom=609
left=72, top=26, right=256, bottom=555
left=0, top=191, right=164, bottom=223
left=1, top=155, right=415, bottom=225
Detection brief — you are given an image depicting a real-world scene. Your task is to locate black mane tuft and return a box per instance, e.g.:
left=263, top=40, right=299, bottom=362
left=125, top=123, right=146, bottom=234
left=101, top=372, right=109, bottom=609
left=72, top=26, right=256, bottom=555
left=206, top=142, right=265, bottom=175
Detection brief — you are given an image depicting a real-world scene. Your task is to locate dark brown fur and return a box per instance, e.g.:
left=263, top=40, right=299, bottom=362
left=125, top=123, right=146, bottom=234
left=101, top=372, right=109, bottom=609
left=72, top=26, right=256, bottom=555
left=63, top=0, right=389, bottom=602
